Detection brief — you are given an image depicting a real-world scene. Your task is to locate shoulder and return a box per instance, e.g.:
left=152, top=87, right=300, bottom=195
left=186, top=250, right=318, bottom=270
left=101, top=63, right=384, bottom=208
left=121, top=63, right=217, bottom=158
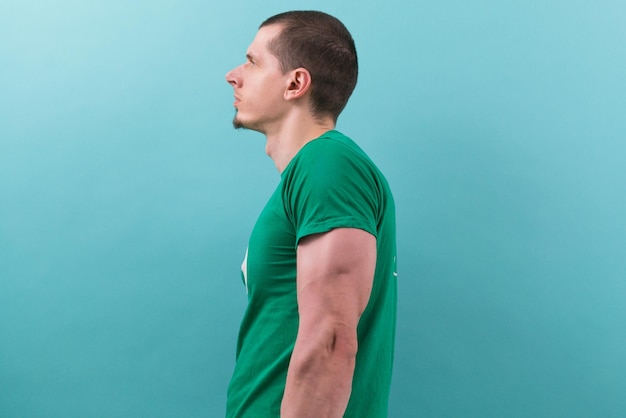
left=302, top=130, right=362, bottom=155
left=289, top=131, right=372, bottom=175
left=281, top=131, right=384, bottom=209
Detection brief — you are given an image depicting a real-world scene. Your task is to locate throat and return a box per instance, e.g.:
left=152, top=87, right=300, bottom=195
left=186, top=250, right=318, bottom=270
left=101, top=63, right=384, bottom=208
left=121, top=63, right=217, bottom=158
left=265, top=137, right=292, bottom=173
left=265, top=122, right=336, bottom=173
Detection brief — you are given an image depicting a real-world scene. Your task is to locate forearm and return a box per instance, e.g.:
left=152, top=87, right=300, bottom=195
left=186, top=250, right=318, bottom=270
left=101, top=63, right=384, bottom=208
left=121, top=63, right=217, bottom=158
left=281, top=324, right=357, bottom=418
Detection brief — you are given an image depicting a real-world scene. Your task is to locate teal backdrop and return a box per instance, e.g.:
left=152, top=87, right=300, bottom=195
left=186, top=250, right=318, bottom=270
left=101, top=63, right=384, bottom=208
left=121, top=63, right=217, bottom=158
left=1, top=0, right=625, bottom=417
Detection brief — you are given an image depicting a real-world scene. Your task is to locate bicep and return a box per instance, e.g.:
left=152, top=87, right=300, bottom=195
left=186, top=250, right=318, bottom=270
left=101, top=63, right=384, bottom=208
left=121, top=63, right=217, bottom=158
left=296, top=228, right=376, bottom=329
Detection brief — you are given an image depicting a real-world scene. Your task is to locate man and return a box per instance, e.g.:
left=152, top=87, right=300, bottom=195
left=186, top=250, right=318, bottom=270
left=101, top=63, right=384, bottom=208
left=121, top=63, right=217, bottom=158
left=225, top=11, right=397, bottom=418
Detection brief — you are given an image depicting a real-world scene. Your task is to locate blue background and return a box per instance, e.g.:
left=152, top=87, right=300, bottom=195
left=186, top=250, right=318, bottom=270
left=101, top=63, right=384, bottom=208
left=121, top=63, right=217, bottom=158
left=1, top=0, right=625, bottom=417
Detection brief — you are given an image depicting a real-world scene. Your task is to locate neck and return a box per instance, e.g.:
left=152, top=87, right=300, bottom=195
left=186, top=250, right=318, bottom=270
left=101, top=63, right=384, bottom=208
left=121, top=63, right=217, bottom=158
left=264, top=112, right=335, bottom=173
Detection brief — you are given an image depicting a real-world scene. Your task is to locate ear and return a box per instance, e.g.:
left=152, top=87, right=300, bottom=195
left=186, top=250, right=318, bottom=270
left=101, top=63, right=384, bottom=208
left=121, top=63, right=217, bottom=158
left=284, top=68, right=312, bottom=101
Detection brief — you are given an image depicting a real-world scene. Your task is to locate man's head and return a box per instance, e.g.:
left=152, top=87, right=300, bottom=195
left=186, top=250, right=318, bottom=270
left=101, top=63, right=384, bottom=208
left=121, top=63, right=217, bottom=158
left=226, top=11, right=358, bottom=131
left=259, top=11, right=358, bottom=122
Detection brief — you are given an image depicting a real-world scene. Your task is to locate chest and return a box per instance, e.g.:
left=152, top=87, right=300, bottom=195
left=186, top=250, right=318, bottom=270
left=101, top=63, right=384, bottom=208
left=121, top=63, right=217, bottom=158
left=243, top=187, right=297, bottom=297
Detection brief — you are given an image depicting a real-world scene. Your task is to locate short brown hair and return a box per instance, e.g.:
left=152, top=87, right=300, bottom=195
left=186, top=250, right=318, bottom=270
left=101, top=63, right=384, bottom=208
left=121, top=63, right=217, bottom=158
left=260, top=11, right=358, bottom=122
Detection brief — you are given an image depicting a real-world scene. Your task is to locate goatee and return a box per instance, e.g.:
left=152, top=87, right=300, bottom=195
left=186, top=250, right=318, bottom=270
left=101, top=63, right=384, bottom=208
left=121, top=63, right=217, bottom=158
left=233, top=112, right=246, bottom=130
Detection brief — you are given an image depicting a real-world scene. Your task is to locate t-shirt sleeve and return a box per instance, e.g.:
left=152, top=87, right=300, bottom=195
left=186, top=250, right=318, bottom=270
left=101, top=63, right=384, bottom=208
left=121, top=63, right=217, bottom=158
left=282, top=140, right=380, bottom=246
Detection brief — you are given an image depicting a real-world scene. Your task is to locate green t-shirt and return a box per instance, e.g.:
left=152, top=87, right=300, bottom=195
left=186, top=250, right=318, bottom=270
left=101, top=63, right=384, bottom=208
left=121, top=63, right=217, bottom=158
left=226, top=130, right=397, bottom=417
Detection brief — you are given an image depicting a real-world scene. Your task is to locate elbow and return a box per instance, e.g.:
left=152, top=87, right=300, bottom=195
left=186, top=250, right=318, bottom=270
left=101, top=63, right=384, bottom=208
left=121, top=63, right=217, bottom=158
left=319, top=321, right=359, bottom=363
left=291, top=322, right=359, bottom=377
left=329, top=326, right=359, bottom=361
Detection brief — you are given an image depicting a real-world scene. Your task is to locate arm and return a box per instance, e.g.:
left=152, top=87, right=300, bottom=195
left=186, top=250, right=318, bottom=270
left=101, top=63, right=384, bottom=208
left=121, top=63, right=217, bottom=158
left=281, top=227, right=376, bottom=418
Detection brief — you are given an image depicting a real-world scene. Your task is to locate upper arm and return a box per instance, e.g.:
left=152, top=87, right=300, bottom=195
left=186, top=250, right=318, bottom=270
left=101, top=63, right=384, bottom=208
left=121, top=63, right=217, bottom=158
left=296, top=228, right=376, bottom=334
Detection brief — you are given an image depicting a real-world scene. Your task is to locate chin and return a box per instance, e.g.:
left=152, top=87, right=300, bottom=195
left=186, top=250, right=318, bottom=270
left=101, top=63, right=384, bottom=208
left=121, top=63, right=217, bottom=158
left=232, top=111, right=247, bottom=130
left=233, top=115, right=263, bottom=133
left=233, top=117, right=245, bottom=130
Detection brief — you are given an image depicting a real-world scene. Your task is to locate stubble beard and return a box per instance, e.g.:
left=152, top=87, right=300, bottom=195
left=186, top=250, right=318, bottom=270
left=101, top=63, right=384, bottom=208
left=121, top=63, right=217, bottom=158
left=232, top=117, right=245, bottom=130
left=232, top=109, right=244, bottom=129
left=232, top=111, right=264, bottom=133
left=232, top=109, right=249, bottom=130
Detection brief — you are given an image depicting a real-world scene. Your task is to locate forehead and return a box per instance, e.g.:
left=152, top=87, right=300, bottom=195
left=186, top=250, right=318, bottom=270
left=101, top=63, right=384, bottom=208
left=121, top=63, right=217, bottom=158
left=247, top=24, right=282, bottom=57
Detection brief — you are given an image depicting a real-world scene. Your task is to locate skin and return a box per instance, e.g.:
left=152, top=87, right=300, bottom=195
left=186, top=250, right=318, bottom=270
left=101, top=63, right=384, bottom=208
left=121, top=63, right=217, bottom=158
left=225, top=24, right=333, bottom=172
left=225, top=24, right=376, bottom=418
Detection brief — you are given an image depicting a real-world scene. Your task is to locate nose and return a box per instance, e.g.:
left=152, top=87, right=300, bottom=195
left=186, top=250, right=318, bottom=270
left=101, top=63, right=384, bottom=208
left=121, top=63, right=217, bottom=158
left=225, top=66, right=240, bottom=87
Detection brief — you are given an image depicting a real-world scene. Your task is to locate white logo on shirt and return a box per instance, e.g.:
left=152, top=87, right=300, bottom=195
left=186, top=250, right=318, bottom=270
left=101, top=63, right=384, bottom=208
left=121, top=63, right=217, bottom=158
left=241, top=248, right=249, bottom=294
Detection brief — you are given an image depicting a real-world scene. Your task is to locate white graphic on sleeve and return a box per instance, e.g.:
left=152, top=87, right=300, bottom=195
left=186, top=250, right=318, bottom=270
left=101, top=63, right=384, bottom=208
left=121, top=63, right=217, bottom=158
left=241, top=248, right=249, bottom=294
